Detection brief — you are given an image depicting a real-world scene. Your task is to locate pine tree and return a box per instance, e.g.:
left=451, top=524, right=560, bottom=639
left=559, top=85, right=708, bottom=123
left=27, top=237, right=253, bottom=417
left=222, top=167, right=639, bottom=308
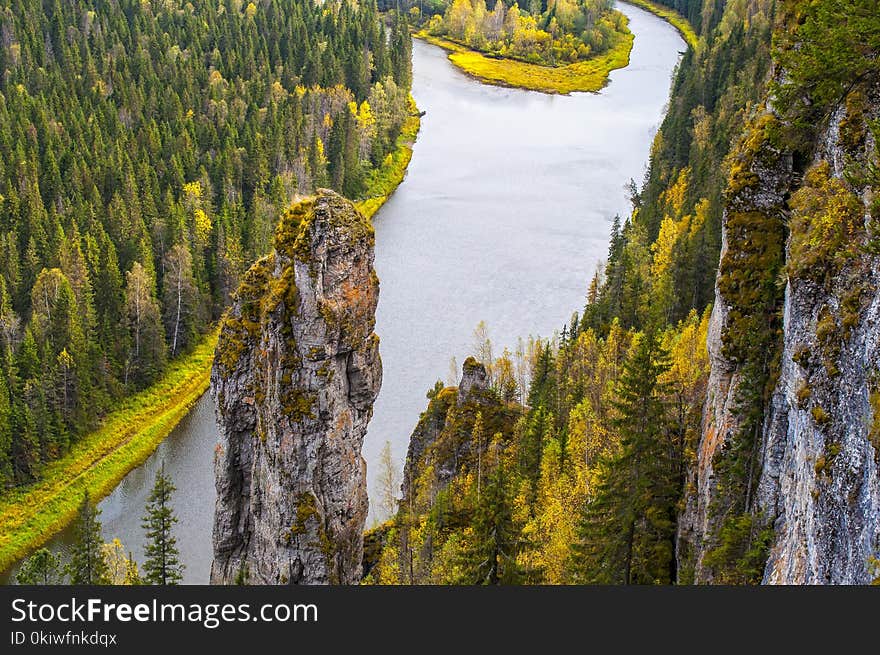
left=141, top=465, right=183, bottom=585
left=16, top=548, right=64, bottom=585
left=67, top=491, right=109, bottom=584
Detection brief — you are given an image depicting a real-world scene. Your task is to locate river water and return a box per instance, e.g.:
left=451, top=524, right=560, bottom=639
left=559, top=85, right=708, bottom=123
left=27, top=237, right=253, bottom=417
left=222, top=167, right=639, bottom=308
left=2, top=2, right=683, bottom=583
left=364, top=3, right=683, bottom=513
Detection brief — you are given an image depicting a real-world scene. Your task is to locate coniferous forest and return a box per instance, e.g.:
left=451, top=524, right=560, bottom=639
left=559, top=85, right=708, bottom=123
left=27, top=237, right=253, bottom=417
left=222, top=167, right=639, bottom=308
left=3, top=0, right=880, bottom=589
left=0, top=0, right=413, bottom=484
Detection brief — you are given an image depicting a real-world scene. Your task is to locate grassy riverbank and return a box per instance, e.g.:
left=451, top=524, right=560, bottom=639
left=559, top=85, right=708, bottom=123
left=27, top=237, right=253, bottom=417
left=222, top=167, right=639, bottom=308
left=623, top=0, right=698, bottom=49
left=0, top=103, right=421, bottom=575
left=0, top=330, right=217, bottom=573
left=414, top=21, right=634, bottom=95
left=356, top=97, right=422, bottom=219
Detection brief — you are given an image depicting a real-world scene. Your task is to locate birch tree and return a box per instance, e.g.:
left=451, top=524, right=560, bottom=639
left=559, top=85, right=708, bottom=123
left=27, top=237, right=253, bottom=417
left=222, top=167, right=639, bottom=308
left=374, top=441, right=401, bottom=522
left=125, top=262, right=166, bottom=386
left=162, top=244, right=198, bottom=357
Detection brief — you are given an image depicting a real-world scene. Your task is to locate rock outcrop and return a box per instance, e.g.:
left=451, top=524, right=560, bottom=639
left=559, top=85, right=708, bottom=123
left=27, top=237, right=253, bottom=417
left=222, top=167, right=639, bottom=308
left=210, top=189, right=382, bottom=585
left=366, top=358, right=522, bottom=583
left=680, top=88, right=880, bottom=583
left=401, top=357, right=497, bottom=501
left=457, top=357, right=490, bottom=403
left=677, top=110, right=795, bottom=582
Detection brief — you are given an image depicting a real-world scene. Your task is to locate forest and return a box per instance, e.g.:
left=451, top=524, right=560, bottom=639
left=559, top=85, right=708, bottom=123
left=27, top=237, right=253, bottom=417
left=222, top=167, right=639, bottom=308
left=423, top=0, right=628, bottom=65
left=366, top=0, right=880, bottom=584
left=366, top=311, right=709, bottom=583
left=0, top=0, right=413, bottom=486
left=4, top=0, right=880, bottom=586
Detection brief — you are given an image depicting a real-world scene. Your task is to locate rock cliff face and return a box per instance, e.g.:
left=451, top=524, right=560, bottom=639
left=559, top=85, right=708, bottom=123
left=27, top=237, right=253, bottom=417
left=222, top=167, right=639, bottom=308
left=210, top=189, right=381, bottom=585
left=755, top=101, right=880, bottom=584
left=680, top=88, right=880, bottom=583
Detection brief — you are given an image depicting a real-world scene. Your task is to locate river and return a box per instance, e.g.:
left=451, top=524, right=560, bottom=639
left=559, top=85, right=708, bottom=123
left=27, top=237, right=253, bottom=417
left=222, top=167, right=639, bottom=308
left=364, top=3, right=684, bottom=515
left=2, top=2, right=683, bottom=583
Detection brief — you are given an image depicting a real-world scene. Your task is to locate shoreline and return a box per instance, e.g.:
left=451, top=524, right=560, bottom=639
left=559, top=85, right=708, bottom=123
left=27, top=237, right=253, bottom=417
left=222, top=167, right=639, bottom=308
left=413, top=15, right=634, bottom=95
left=413, top=0, right=698, bottom=95
left=356, top=96, right=422, bottom=219
left=622, top=0, right=698, bottom=50
left=0, top=106, right=422, bottom=578
left=0, top=330, right=217, bottom=574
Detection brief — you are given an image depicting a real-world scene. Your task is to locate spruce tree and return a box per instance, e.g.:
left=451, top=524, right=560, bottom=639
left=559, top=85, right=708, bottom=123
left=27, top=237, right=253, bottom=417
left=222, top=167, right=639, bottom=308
left=141, top=465, right=183, bottom=585
left=526, top=343, right=556, bottom=409
left=125, top=552, right=142, bottom=585
left=462, top=435, right=521, bottom=585
left=572, top=332, right=678, bottom=584
left=0, top=372, right=12, bottom=484
left=517, top=406, right=551, bottom=504
left=67, top=491, right=109, bottom=584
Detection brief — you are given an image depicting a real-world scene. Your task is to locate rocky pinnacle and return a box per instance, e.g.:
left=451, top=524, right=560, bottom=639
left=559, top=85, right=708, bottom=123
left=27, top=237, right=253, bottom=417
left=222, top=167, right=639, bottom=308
left=210, top=189, right=381, bottom=584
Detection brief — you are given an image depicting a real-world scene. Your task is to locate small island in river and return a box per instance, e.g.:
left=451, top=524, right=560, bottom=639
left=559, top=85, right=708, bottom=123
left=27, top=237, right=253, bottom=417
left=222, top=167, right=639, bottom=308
left=413, top=0, right=633, bottom=94
left=413, top=0, right=696, bottom=94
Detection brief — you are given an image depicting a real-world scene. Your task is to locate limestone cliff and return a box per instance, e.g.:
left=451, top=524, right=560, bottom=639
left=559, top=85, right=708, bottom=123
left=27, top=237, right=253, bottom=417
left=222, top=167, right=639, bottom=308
left=680, top=87, right=880, bottom=583
left=210, top=189, right=381, bottom=585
